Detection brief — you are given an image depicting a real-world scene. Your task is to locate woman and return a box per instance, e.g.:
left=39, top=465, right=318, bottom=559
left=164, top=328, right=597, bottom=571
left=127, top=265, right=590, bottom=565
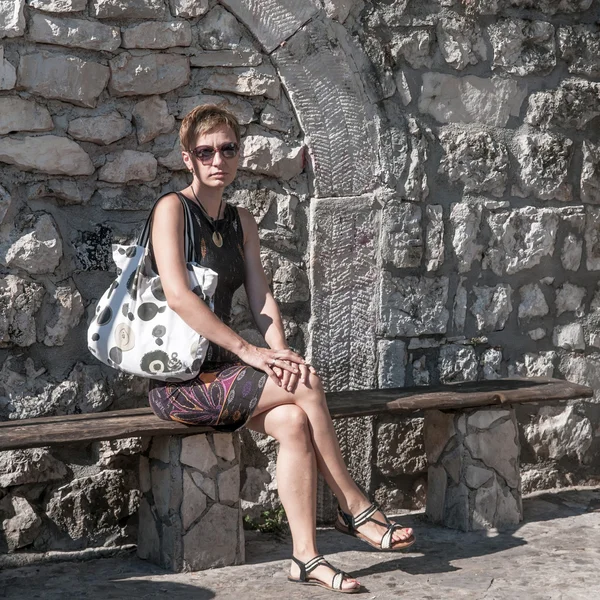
left=149, top=105, right=415, bottom=593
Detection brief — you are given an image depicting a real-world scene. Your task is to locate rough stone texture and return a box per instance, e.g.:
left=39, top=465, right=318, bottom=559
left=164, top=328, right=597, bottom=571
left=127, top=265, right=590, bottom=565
left=585, top=207, right=600, bottom=270
left=403, top=118, right=430, bottom=202
left=419, top=73, right=526, bottom=127
left=0, top=135, right=94, bottom=176
left=425, top=205, right=444, bottom=271
left=484, top=208, right=559, bottom=275
left=0, top=276, right=45, bottom=347
left=526, top=79, right=600, bottom=131
left=169, top=0, right=208, bottom=18
left=437, top=15, right=486, bottom=70
left=181, top=435, right=217, bottom=473
left=132, top=96, right=175, bottom=145
left=0, top=97, right=53, bottom=135
left=553, top=323, right=585, bottom=350
left=391, top=30, right=434, bottom=69
left=109, top=53, right=189, bottom=97
left=0, top=183, right=10, bottom=224
left=68, top=112, right=132, bottom=146
left=18, top=53, right=109, bottom=108
left=380, top=274, right=449, bottom=337
left=376, top=418, right=426, bottom=475
left=122, top=21, right=192, bottom=50
left=514, top=132, right=573, bottom=201
left=240, top=127, right=303, bottom=180
left=555, top=283, right=585, bottom=317
left=43, top=280, right=84, bottom=346
left=558, top=25, right=600, bottom=78
left=450, top=202, right=482, bottom=273
left=377, top=339, right=406, bottom=388
left=439, top=344, right=478, bottom=383
left=582, top=142, right=600, bottom=205
left=3, top=214, right=63, bottom=275
left=196, top=5, right=252, bottom=50
left=0, top=448, right=67, bottom=487
left=481, top=348, right=502, bottom=379
left=518, top=283, right=549, bottom=321
left=27, top=0, right=88, bottom=11
left=562, top=233, right=583, bottom=271
left=2, top=496, right=42, bottom=552
left=28, top=14, right=120, bottom=52
left=439, top=128, right=508, bottom=197
left=380, top=201, right=422, bottom=268
left=91, top=0, right=166, bottom=19
left=98, top=150, right=157, bottom=183
left=471, top=284, right=513, bottom=332
left=0, top=46, right=16, bottom=90
left=204, top=67, right=279, bottom=100
left=488, top=18, right=556, bottom=75
left=0, top=0, right=25, bottom=38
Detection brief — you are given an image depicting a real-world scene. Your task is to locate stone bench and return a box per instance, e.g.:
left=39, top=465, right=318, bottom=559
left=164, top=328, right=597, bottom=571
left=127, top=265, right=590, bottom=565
left=0, top=377, right=591, bottom=571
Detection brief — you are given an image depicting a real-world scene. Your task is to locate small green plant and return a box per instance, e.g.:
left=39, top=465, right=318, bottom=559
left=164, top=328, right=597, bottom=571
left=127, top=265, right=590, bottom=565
left=243, top=506, right=288, bottom=534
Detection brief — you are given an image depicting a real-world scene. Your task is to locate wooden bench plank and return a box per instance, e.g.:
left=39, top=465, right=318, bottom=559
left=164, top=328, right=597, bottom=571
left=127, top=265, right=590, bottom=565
left=0, top=377, right=592, bottom=451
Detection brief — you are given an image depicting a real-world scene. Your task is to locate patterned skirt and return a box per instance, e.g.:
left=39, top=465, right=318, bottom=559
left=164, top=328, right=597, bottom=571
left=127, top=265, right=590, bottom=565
left=148, top=361, right=267, bottom=432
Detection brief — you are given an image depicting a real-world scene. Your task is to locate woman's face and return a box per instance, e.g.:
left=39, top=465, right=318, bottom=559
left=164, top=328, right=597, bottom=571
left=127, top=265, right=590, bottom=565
left=183, top=124, right=240, bottom=190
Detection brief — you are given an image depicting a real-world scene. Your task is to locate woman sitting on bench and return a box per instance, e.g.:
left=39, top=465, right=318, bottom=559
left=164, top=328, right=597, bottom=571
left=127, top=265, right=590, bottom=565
left=148, top=104, right=415, bottom=594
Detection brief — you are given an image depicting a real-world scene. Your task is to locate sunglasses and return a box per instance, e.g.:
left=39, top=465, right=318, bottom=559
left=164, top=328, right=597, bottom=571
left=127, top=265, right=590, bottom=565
left=189, top=142, right=240, bottom=164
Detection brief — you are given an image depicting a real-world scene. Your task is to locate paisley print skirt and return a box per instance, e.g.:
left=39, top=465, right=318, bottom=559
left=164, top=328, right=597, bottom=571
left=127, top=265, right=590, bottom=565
left=148, top=361, right=267, bottom=432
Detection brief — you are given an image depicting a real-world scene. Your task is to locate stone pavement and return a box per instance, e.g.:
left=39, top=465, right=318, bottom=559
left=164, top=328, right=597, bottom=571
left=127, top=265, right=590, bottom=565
left=0, top=487, right=599, bottom=600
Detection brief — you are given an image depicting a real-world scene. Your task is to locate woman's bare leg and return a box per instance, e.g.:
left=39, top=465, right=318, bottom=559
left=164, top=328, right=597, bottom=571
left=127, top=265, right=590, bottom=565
left=246, top=404, right=360, bottom=591
left=252, top=373, right=413, bottom=546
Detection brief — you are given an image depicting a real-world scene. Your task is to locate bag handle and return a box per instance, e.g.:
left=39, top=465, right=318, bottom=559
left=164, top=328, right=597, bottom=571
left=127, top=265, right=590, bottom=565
left=138, top=192, right=197, bottom=263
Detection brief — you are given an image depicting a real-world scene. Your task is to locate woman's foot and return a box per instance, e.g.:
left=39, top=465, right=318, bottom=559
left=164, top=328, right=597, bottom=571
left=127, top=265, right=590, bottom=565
left=336, top=502, right=415, bottom=551
left=289, top=554, right=361, bottom=592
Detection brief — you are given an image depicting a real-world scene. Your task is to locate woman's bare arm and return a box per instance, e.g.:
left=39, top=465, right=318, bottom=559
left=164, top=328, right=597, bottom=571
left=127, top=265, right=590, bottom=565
left=151, top=195, right=303, bottom=383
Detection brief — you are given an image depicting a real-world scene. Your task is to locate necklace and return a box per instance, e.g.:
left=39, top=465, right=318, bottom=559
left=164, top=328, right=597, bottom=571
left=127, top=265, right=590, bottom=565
left=191, top=187, right=224, bottom=248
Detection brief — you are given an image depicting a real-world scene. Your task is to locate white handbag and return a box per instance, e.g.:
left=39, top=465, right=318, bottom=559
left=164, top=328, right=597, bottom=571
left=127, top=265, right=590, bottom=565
left=87, top=193, right=218, bottom=381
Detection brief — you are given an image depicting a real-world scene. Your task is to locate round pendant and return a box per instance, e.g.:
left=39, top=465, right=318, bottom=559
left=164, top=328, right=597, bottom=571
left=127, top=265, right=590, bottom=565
left=212, top=231, right=223, bottom=247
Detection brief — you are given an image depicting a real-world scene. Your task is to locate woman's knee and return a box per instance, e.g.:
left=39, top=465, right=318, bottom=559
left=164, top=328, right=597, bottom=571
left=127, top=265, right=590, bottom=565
left=295, top=371, right=326, bottom=406
left=265, top=404, right=310, bottom=442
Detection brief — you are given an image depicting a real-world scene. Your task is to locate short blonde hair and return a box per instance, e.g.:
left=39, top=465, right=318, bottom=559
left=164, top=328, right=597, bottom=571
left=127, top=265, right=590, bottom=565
left=179, top=104, right=241, bottom=151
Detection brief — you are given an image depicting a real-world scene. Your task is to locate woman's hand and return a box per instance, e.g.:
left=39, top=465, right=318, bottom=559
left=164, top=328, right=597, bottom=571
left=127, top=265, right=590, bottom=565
left=236, top=343, right=307, bottom=386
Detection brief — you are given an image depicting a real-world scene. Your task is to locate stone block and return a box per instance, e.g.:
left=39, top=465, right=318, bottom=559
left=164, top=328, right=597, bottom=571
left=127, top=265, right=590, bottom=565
left=28, top=0, right=88, bottom=11
left=204, top=67, right=279, bottom=100
left=109, top=53, right=189, bottom=97
left=0, top=97, right=53, bottom=135
left=469, top=409, right=510, bottom=430
left=465, top=465, right=493, bottom=489
left=122, top=21, right=192, bottom=49
left=471, top=284, right=513, bottom=332
left=98, top=150, right=157, bottom=183
left=481, top=348, right=502, bottom=380
left=419, top=73, right=526, bottom=126
left=556, top=283, right=585, bottom=317
left=514, top=132, right=573, bottom=201
left=426, top=465, right=447, bottom=523
left=196, top=5, right=251, bottom=50
left=425, top=205, right=444, bottom=271
left=28, top=14, right=120, bottom=52
left=453, top=277, right=467, bottom=333
left=412, top=356, right=430, bottom=386
left=169, top=0, right=208, bottom=18
left=137, top=497, right=160, bottom=564
left=582, top=142, right=600, bottom=205
left=518, top=283, right=548, bottom=321
left=18, top=53, right=109, bottom=108
left=3, top=496, right=42, bottom=552
left=488, top=18, right=556, bottom=76
left=4, top=214, right=63, bottom=275
left=68, top=112, right=132, bottom=146
left=218, top=465, right=240, bottom=505
left=323, top=0, right=354, bottom=22
left=553, top=323, right=585, bottom=350
left=380, top=201, right=422, bottom=268
left=510, top=351, right=556, bottom=378
left=377, top=339, right=406, bottom=388
left=439, top=128, right=508, bottom=197
left=272, top=259, right=309, bottom=303
left=390, top=30, right=434, bottom=69
left=27, top=179, right=93, bottom=206
left=0, top=135, right=94, bottom=176
left=484, top=208, right=559, bottom=275
left=139, top=456, right=151, bottom=494
left=558, top=25, right=600, bottom=78
left=0, top=183, right=9, bottom=225
left=439, top=345, right=478, bottom=384
left=423, top=409, right=455, bottom=464
left=376, top=418, right=426, bottom=476
left=0, top=448, right=66, bottom=487
left=0, top=0, right=25, bottom=38
left=403, top=118, right=429, bottom=201
left=149, top=437, right=171, bottom=463
left=450, top=203, right=482, bottom=273
left=213, top=433, right=236, bottom=461
left=444, top=482, right=470, bottom=531
left=528, top=328, right=546, bottom=341
left=585, top=208, right=600, bottom=270
left=158, top=143, right=186, bottom=171
left=509, top=0, right=592, bottom=14
left=91, top=0, right=166, bottom=19
left=240, top=126, right=303, bottom=180
left=220, top=0, right=320, bottom=53
left=181, top=434, right=218, bottom=473
left=526, top=79, right=600, bottom=131
left=191, top=471, right=216, bottom=500
left=44, top=280, right=84, bottom=346
left=260, top=104, right=294, bottom=133
left=0, top=46, right=16, bottom=90
left=437, top=15, right=486, bottom=70
left=182, top=470, right=207, bottom=531
left=133, top=96, right=175, bottom=145
left=380, top=274, right=449, bottom=337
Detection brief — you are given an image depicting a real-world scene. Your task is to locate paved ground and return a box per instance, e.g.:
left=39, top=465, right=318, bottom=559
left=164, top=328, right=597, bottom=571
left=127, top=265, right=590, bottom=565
left=1, top=487, right=599, bottom=600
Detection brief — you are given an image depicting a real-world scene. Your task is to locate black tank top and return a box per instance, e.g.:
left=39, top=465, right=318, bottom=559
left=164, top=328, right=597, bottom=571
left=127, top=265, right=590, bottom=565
left=150, top=192, right=246, bottom=364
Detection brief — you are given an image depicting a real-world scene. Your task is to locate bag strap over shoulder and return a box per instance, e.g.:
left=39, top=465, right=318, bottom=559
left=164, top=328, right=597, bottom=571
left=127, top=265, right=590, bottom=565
left=138, top=191, right=197, bottom=263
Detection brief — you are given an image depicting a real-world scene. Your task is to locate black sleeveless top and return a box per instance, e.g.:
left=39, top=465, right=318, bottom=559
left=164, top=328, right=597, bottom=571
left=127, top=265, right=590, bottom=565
left=149, top=192, right=246, bottom=364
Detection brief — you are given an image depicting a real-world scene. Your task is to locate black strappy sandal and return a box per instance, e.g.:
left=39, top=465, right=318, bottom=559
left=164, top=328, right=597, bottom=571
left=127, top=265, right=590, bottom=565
left=287, top=554, right=361, bottom=594
left=335, top=503, right=416, bottom=551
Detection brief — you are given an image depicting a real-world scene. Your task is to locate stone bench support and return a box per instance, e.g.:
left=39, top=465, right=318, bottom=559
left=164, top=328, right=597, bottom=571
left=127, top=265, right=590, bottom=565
left=137, top=432, right=244, bottom=571
left=424, top=406, right=523, bottom=531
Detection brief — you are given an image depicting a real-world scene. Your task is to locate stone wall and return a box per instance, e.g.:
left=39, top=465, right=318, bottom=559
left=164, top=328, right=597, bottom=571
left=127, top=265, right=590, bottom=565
left=1, top=0, right=599, bottom=553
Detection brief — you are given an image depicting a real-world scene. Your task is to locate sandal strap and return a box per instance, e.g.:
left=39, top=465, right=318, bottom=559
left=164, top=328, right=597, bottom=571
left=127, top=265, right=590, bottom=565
left=294, top=555, right=351, bottom=590
left=304, top=554, right=326, bottom=574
